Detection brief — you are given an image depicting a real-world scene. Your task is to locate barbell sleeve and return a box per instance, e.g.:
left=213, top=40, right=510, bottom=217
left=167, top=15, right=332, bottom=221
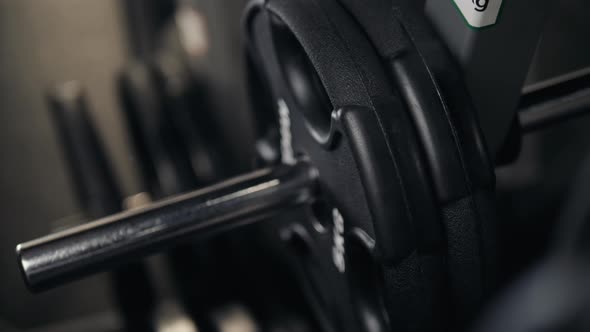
left=16, top=162, right=317, bottom=292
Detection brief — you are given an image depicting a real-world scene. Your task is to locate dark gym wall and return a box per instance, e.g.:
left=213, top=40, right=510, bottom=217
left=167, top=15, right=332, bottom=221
left=0, top=0, right=138, bottom=330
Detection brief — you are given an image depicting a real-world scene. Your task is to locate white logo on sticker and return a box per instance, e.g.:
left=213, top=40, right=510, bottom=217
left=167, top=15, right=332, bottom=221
left=332, top=208, right=345, bottom=273
left=453, top=0, right=503, bottom=28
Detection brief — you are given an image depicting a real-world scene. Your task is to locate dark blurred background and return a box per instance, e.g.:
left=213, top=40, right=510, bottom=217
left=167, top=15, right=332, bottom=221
left=0, top=1, right=252, bottom=331
left=1, top=0, right=590, bottom=331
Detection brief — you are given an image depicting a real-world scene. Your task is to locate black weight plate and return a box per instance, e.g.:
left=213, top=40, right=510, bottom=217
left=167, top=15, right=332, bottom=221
left=245, top=0, right=449, bottom=331
left=337, top=0, right=498, bottom=327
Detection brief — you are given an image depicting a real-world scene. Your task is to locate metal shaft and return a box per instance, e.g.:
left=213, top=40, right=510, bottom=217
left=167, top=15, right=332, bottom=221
left=519, top=69, right=590, bottom=132
left=17, top=162, right=316, bottom=292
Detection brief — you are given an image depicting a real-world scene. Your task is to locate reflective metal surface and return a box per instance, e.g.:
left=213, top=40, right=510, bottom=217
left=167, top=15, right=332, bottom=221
left=17, top=162, right=317, bottom=292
